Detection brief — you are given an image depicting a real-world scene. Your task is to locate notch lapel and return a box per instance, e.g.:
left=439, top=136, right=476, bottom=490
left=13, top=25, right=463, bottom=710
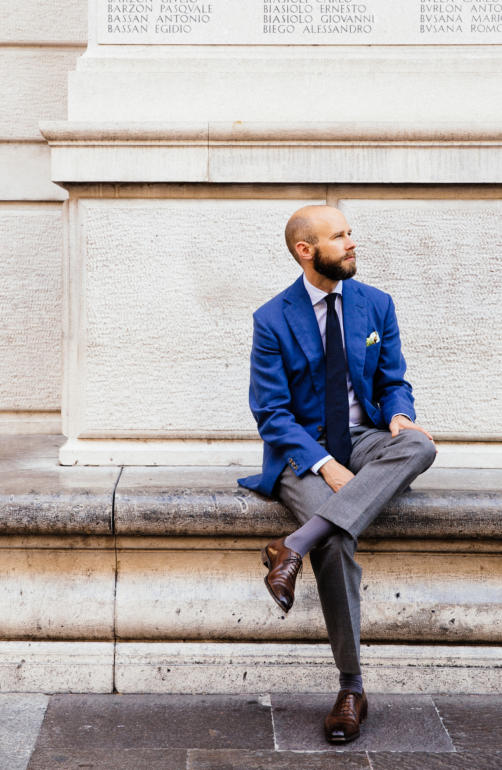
left=283, top=275, right=326, bottom=409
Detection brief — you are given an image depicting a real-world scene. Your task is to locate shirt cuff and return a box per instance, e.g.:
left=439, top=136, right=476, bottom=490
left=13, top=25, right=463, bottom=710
left=311, top=455, right=333, bottom=474
left=391, top=413, right=414, bottom=423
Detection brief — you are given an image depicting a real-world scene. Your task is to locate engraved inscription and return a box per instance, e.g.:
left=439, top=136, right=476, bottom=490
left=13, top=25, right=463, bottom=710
left=96, top=0, right=502, bottom=44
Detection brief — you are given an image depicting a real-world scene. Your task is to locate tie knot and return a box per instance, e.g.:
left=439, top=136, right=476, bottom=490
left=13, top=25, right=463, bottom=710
left=324, top=293, right=338, bottom=311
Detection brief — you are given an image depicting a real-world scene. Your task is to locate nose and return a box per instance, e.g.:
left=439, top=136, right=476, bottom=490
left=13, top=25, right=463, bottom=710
left=346, top=235, right=356, bottom=251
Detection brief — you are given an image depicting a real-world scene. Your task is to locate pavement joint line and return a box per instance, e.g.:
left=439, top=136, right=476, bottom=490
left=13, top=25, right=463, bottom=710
left=431, top=693, right=456, bottom=752
left=268, top=692, right=279, bottom=751
left=366, top=749, right=376, bottom=770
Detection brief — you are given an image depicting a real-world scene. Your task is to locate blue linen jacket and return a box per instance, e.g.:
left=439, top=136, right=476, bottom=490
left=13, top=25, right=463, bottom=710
left=237, top=274, right=415, bottom=498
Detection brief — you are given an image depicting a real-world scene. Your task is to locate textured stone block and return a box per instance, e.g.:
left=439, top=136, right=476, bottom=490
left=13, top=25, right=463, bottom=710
left=115, top=549, right=502, bottom=642
left=0, top=642, right=113, bottom=693
left=0, top=548, right=115, bottom=639
left=75, top=198, right=312, bottom=436
left=0, top=49, right=82, bottom=140
left=339, top=199, right=502, bottom=438
left=115, top=642, right=502, bottom=695
left=0, top=205, right=63, bottom=410
left=0, top=0, right=87, bottom=44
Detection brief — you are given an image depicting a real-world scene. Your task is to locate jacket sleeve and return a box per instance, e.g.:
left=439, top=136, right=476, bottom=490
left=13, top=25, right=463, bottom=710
left=373, top=294, right=416, bottom=426
left=249, top=311, right=329, bottom=477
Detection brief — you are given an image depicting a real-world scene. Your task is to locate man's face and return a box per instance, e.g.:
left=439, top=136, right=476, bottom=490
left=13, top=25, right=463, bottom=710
left=310, top=212, right=357, bottom=282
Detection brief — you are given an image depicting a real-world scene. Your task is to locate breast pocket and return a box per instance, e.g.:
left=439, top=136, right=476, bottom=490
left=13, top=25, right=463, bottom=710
left=363, top=341, right=381, bottom=375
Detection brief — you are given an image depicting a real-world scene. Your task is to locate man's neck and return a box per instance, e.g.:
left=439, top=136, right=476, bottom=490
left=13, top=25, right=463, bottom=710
left=304, top=270, right=339, bottom=294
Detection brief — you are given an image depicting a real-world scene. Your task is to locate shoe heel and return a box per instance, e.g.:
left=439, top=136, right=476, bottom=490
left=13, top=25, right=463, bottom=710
left=360, top=698, right=368, bottom=723
left=261, top=547, right=271, bottom=569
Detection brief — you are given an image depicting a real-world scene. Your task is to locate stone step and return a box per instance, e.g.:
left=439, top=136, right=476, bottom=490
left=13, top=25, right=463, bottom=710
left=1, top=435, right=502, bottom=538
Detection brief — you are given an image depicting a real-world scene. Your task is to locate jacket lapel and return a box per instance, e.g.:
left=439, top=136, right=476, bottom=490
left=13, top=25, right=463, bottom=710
left=342, top=278, right=367, bottom=394
left=283, top=275, right=326, bottom=407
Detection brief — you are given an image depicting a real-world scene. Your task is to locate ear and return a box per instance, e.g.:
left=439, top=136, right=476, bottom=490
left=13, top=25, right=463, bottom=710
left=295, top=241, right=314, bottom=261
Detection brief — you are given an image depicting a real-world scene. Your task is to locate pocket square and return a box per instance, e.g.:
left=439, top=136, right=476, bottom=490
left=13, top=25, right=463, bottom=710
left=366, top=331, right=380, bottom=347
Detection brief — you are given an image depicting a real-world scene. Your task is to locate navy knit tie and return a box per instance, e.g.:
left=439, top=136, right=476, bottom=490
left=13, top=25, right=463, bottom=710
left=324, top=293, right=352, bottom=466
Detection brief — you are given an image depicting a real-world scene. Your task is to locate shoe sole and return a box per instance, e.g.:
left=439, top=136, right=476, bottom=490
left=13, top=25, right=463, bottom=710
left=261, top=546, right=292, bottom=614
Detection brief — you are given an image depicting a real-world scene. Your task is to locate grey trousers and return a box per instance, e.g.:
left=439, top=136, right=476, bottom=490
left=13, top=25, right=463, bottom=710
left=276, top=423, right=437, bottom=674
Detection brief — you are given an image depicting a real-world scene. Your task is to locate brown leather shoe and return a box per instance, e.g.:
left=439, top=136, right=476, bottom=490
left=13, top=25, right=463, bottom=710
left=324, top=689, right=368, bottom=744
left=261, top=536, right=303, bottom=613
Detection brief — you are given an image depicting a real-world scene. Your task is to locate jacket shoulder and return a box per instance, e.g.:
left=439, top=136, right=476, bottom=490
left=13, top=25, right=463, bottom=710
left=252, top=283, right=294, bottom=322
left=349, top=278, right=391, bottom=307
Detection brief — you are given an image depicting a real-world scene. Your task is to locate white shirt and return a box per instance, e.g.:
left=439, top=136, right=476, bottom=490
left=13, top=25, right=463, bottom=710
left=302, top=274, right=412, bottom=474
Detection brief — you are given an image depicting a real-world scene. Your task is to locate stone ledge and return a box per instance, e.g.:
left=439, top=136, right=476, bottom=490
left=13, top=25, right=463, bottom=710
left=1, top=435, right=501, bottom=539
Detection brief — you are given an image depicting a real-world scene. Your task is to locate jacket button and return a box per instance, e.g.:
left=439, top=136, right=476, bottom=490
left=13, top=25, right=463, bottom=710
left=317, top=426, right=323, bottom=432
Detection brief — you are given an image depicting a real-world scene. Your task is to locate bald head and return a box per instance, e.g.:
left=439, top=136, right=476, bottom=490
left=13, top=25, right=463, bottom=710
left=285, top=205, right=345, bottom=264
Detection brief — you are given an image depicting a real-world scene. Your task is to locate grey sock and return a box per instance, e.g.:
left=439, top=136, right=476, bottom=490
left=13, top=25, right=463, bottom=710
left=339, top=672, right=363, bottom=694
left=284, top=514, right=337, bottom=558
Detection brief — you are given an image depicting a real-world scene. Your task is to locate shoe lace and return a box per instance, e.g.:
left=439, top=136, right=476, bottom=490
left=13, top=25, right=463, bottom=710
left=337, top=691, right=357, bottom=717
left=283, top=556, right=303, bottom=580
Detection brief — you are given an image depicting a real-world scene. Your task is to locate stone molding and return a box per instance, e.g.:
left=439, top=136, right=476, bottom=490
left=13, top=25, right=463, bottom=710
left=39, top=121, right=502, bottom=184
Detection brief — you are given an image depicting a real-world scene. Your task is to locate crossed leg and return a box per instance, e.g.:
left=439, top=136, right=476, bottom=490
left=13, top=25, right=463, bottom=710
left=276, top=425, right=437, bottom=673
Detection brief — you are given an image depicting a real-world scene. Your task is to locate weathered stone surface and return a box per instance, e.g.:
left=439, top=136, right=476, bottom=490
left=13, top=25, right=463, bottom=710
left=73, top=198, right=307, bottom=436
left=271, top=693, right=454, bottom=752
left=433, top=695, right=502, bottom=750
left=0, top=436, right=117, bottom=534
left=0, top=694, right=48, bottom=770
left=189, top=750, right=371, bottom=769
left=115, top=466, right=502, bottom=539
left=0, top=49, right=82, bottom=141
left=370, top=752, right=502, bottom=770
left=0, top=0, right=86, bottom=44
left=28, top=748, right=187, bottom=769
left=115, top=642, right=502, bottom=695
left=0, top=205, right=63, bottom=411
left=115, top=548, right=502, bottom=642
left=0, top=642, right=113, bottom=693
left=0, top=548, right=115, bottom=639
left=34, top=694, right=274, bottom=750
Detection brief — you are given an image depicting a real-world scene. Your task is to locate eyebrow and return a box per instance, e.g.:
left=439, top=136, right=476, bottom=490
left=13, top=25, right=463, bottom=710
left=330, top=230, right=351, bottom=238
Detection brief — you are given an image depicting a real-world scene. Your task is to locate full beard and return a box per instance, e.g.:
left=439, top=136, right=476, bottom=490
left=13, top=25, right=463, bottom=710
left=312, top=246, right=357, bottom=282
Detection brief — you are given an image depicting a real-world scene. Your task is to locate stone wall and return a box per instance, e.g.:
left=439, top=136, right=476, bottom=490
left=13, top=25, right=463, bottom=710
left=0, top=0, right=86, bottom=434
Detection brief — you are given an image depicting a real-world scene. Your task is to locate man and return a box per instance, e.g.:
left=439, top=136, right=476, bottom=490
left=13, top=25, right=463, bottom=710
left=238, top=204, right=437, bottom=744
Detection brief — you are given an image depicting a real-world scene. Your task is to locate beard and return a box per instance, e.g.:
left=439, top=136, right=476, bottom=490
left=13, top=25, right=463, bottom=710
left=312, top=246, right=357, bottom=281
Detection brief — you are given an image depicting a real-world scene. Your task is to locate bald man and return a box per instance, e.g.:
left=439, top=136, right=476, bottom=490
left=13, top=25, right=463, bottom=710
left=238, top=205, right=437, bottom=744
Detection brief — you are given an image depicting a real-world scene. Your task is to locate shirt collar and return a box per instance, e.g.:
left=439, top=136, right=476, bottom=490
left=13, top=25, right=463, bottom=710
left=303, top=272, right=343, bottom=306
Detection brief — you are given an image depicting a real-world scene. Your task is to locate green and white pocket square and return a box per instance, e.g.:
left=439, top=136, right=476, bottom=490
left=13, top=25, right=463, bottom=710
left=366, top=331, right=380, bottom=347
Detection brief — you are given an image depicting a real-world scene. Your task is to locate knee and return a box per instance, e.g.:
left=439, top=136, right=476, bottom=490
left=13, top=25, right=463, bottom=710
left=399, top=429, right=437, bottom=470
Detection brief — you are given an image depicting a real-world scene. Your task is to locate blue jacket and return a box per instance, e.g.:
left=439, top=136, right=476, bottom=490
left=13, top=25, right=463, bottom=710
left=237, top=274, right=415, bottom=498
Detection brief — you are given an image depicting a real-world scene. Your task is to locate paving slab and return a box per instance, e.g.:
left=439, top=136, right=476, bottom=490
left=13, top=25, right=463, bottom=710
left=0, top=435, right=118, bottom=534
left=34, top=694, right=274, bottom=750
left=433, top=694, right=502, bottom=750
left=188, top=748, right=371, bottom=769
left=27, top=747, right=187, bottom=769
left=369, top=751, right=502, bottom=769
left=0, top=693, right=49, bottom=770
left=270, top=693, right=455, bottom=752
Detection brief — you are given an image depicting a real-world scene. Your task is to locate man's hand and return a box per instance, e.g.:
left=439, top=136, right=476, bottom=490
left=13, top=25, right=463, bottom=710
left=319, top=458, right=355, bottom=493
left=389, top=414, right=438, bottom=453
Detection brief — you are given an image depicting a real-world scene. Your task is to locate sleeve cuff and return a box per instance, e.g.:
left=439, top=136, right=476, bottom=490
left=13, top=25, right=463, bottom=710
left=311, top=455, right=333, bottom=475
left=391, top=413, right=415, bottom=423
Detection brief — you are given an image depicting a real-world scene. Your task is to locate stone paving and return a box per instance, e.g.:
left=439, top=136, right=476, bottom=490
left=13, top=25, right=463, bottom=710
left=0, top=692, right=500, bottom=769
